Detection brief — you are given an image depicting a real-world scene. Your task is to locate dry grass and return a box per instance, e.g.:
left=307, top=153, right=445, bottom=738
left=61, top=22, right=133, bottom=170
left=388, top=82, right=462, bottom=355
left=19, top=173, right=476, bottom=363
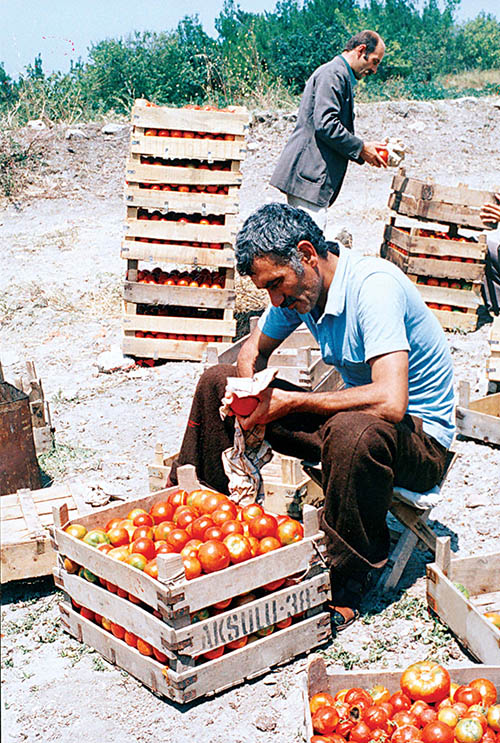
left=436, top=68, right=500, bottom=89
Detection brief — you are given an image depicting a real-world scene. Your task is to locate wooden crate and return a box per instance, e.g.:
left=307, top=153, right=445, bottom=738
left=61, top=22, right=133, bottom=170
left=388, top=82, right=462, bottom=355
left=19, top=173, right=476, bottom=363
left=304, top=654, right=500, bottom=742
left=124, top=208, right=238, bottom=247
left=407, top=274, right=482, bottom=332
left=0, top=377, right=41, bottom=495
left=60, top=601, right=329, bottom=704
left=51, top=466, right=328, bottom=625
left=388, top=172, right=499, bottom=230
left=426, top=537, right=500, bottom=663
left=382, top=221, right=487, bottom=282
left=455, top=381, right=500, bottom=446
left=124, top=185, right=240, bottom=215
left=131, top=100, right=249, bottom=139
left=121, top=238, right=235, bottom=267
left=261, top=454, right=324, bottom=519
left=1, top=481, right=93, bottom=583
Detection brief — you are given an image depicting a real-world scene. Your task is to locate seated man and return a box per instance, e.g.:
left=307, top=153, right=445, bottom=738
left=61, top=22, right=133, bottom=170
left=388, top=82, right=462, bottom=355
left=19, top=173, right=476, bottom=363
left=169, top=204, right=454, bottom=629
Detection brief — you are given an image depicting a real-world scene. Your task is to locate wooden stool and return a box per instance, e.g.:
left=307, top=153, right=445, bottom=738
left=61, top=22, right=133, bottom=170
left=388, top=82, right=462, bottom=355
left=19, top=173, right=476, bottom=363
left=302, top=451, right=457, bottom=592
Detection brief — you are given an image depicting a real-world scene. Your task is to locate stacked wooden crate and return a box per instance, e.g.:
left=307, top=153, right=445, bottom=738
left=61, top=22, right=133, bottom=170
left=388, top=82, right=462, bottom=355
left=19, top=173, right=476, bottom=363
left=51, top=466, right=331, bottom=703
left=122, top=100, right=249, bottom=361
left=382, top=172, right=496, bottom=332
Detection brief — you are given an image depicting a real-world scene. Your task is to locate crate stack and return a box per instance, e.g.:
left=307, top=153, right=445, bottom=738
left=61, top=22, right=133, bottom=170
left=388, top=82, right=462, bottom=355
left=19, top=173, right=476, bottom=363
left=382, top=172, right=496, bottom=332
left=121, top=100, right=249, bottom=361
left=51, top=466, right=331, bottom=704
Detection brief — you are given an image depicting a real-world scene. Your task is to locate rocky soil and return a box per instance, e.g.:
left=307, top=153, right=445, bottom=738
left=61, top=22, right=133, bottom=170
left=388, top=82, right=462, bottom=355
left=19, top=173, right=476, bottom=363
left=1, top=95, right=499, bottom=743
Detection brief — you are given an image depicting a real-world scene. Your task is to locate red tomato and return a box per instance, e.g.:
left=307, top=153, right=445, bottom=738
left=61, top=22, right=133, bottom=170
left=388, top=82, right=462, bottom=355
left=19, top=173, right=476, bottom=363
left=349, top=720, right=372, bottom=742
left=104, top=518, right=122, bottom=532
left=419, top=707, right=437, bottom=726
left=130, top=537, right=156, bottom=561
left=421, top=721, right=454, bottom=743
left=199, top=492, right=228, bottom=515
left=248, top=514, right=278, bottom=539
left=239, top=503, right=264, bottom=522
left=80, top=607, right=95, bottom=621
left=469, top=678, right=497, bottom=706
left=132, top=512, right=154, bottom=528
left=220, top=519, right=244, bottom=536
left=110, top=622, right=125, bottom=639
left=393, top=711, right=418, bottom=728
left=124, top=631, right=138, bottom=648
left=390, top=691, right=412, bottom=712
left=204, top=526, right=224, bottom=542
left=364, top=705, right=390, bottom=731
left=154, top=521, right=175, bottom=541
left=202, top=646, right=225, bottom=660
left=258, top=536, right=281, bottom=554
left=310, top=693, right=336, bottom=715
left=107, top=527, right=130, bottom=547
left=223, top=534, right=252, bottom=564
left=312, top=706, right=340, bottom=735
left=183, top=555, right=202, bottom=580
left=156, top=542, right=176, bottom=555
left=167, top=489, right=189, bottom=508
left=152, top=647, right=168, bottom=663
left=174, top=507, right=197, bottom=530
left=437, top=707, right=459, bottom=728
left=262, top=577, right=285, bottom=591
left=180, top=539, right=203, bottom=558
left=370, top=685, right=391, bottom=705
left=467, top=711, right=487, bottom=734
left=400, top=661, right=450, bottom=703
left=137, top=638, right=153, bottom=656
left=132, top=526, right=154, bottom=541
left=454, top=686, right=482, bottom=708
left=127, top=507, right=147, bottom=522
left=198, top=540, right=230, bottom=573
left=143, top=559, right=158, bottom=579
left=345, top=688, right=373, bottom=706
left=454, top=717, right=484, bottom=743
left=336, top=718, right=355, bottom=737
left=376, top=146, right=389, bottom=164
left=166, top=528, right=190, bottom=552
left=210, top=509, right=233, bottom=527
left=391, top=724, right=422, bottom=743
left=410, top=700, right=432, bottom=724
left=230, top=395, right=259, bottom=417
left=191, top=515, right=214, bottom=540
left=276, top=518, right=304, bottom=545
left=215, top=500, right=238, bottom=518
left=487, top=705, right=500, bottom=731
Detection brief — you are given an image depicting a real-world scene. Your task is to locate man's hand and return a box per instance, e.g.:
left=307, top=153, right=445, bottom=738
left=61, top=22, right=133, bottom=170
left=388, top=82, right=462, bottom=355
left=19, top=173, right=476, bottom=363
left=237, top=387, right=296, bottom=430
left=480, top=192, right=500, bottom=226
left=360, top=141, right=388, bottom=168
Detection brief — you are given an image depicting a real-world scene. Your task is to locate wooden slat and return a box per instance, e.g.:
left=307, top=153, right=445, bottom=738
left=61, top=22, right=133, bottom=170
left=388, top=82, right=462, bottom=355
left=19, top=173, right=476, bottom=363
left=122, top=336, right=232, bottom=361
left=125, top=162, right=242, bottom=186
left=414, top=282, right=482, bottom=307
left=120, top=240, right=235, bottom=266
left=124, top=217, right=237, bottom=245
left=129, top=135, right=246, bottom=162
left=430, top=308, right=478, bottom=332
left=122, top=310, right=236, bottom=337
left=131, top=103, right=249, bottom=135
left=390, top=175, right=498, bottom=209
left=384, top=245, right=485, bottom=282
left=384, top=223, right=487, bottom=260
left=123, top=281, right=235, bottom=309
left=456, top=382, right=500, bottom=445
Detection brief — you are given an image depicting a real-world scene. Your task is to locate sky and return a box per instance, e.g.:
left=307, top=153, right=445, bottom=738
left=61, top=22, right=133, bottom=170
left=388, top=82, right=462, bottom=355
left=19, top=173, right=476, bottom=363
left=1, top=0, right=499, bottom=79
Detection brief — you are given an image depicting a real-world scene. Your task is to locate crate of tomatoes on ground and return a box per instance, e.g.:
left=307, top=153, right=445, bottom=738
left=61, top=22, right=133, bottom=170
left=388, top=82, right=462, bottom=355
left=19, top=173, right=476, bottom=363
left=121, top=99, right=249, bottom=362
left=304, top=654, right=500, bottom=743
left=51, top=465, right=331, bottom=703
left=382, top=171, right=497, bottom=332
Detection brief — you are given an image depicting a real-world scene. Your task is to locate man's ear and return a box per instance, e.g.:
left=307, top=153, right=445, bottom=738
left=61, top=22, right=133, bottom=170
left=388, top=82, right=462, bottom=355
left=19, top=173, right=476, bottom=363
left=297, top=240, right=319, bottom=266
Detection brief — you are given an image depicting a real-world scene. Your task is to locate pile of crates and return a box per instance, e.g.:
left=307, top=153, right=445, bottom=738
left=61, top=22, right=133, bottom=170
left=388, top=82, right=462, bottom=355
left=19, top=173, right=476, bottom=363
left=121, top=100, right=249, bottom=361
left=382, top=171, right=496, bottom=332
left=51, top=465, right=331, bottom=703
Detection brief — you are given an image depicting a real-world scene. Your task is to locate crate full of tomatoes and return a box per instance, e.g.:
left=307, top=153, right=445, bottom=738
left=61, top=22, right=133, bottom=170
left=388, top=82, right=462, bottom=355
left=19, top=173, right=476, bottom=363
left=51, top=465, right=331, bottom=703
left=304, top=654, right=500, bottom=743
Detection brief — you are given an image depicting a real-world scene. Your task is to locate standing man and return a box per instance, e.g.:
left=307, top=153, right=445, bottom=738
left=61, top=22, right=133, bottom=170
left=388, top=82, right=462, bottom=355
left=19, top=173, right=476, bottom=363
left=270, top=30, right=388, bottom=231
left=169, top=204, right=454, bottom=630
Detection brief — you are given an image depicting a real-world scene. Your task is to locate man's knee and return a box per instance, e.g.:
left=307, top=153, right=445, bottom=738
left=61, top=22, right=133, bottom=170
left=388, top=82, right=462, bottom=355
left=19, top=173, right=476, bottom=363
left=322, top=412, right=396, bottom=463
left=196, top=363, right=235, bottom=397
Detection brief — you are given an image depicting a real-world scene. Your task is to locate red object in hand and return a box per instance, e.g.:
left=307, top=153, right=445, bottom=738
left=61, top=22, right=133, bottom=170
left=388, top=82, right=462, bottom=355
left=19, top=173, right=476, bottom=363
left=376, top=146, right=389, bottom=164
left=230, top=395, right=259, bottom=417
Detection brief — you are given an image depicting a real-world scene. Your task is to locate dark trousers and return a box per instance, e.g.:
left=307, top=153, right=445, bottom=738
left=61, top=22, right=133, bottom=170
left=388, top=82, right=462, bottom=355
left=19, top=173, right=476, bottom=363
left=170, top=364, right=448, bottom=578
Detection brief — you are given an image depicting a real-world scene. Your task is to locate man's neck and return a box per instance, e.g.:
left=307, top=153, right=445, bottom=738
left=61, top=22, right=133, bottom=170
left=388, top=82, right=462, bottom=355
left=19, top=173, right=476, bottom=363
left=317, top=252, right=338, bottom=313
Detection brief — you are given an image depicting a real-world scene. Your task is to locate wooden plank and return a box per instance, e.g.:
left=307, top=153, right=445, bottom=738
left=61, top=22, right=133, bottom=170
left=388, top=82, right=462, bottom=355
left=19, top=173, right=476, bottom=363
left=384, top=223, right=487, bottom=260
left=61, top=602, right=329, bottom=704
left=55, top=567, right=329, bottom=658
left=124, top=217, right=237, bottom=245
left=1, top=538, right=56, bottom=583
left=124, top=185, right=239, bottom=215
left=131, top=103, right=249, bottom=136
left=125, top=161, right=242, bottom=187
left=123, top=281, right=235, bottom=309
left=430, top=308, right=478, bottom=332
left=120, top=240, right=235, bottom=267
left=388, top=193, right=489, bottom=230
left=129, top=135, right=246, bottom=162
left=17, top=488, right=45, bottom=539
left=414, top=283, right=482, bottom=307
left=122, top=311, right=236, bottom=337
left=390, top=175, right=498, bottom=209
left=122, top=336, right=232, bottom=361
left=384, top=246, right=485, bottom=282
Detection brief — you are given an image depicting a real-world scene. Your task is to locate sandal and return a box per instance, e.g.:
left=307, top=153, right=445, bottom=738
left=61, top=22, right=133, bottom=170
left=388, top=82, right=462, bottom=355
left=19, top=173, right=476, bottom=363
left=328, top=604, right=360, bottom=632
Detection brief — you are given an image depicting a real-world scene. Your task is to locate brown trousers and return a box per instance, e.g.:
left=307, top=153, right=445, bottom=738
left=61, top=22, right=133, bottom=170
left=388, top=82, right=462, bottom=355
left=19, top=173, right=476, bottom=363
left=170, top=364, right=448, bottom=578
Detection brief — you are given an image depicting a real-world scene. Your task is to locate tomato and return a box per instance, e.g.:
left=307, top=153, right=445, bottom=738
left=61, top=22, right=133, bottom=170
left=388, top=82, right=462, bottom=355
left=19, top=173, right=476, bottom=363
left=126, top=553, right=147, bottom=570
left=391, top=724, right=422, bottom=743
left=379, top=702, right=394, bottom=718
left=247, top=536, right=260, bottom=557
left=65, top=523, right=87, bottom=539
left=137, top=638, right=153, bottom=656
left=312, top=706, right=340, bottom=735
left=107, top=545, right=130, bottom=561
left=118, top=519, right=136, bottom=538
left=410, top=700, right=432, bottom=724
left=454, top=686, right=483, bottom=708
left=210, top=509, right=234, bottom=527
left=127, top=507, right=147, bottom=522
left=167, top=489, right=189, bottom=508
left=400, top=661, right=450, bottom=703
left=104, top=518, right=122, bottom=532
left=262, top=578, right=285, bottom=591
left=230, top=395, right=259, bottom=417
left=350, top=720, right=373, bottom=742
left=482, top=729, right=497, bottom=743
left=156, top=543, right=176, bottom=555
left=110, top=622, right=125, bottom=639
left=124, top=631, right=138, bottom=648
left=199, top=492, right=228, bottom=515
left=336, top=718, right=355, bottom=737
left=204, top=526, right=224, bottom=542
left=202, top=646, right=225, bottom=660
left=220, top=519, right=244, bottom=537
left=239, top=503, right=264, bottom=522
left=376, top=146, right=389, bottom=164
left=421, top=720, right=454, bottom=743
left=390, top=691, right=412, bottom=712
left=276, top=518, right=304, bottom=545
left=454, top=717, right=484, bottom=743
left=371, top=685, right=391, bottom=705
left=364, top=705, right=390, bottom=731
left=183, top=555, right=202, bottom=580
left=63, top=557, right=80, bottom=573
left=198, top=540, right=230, bottom=573
left=483, top=612, right=500, bottom=628
left=80, top=606, right=95, bottom=621
left=130, top=537, right=156, bottom=561
left=345, top=688, right=372, bottom=706
left=437, top=707, right=459, bottom=728
left=349, top=698, right=372, bottom=721
left=214, top=500, right=238, bottom=518
left=470, top=679, right=497, bottom=706
left=487, top=705, right=500, bottom=731
left=226, top=636, right=248, bottom=650
left=393, top=711, right=418, bottom=728
left=258, top=536, right=281, bottom=554
left=310, top=693, right=336, bottom=715
left=467, top=712, right=487, bottom=734
left=419, top=707, right=437, bottom=726
left=181, top=539, right=203, bottom=558
left=149, top=501, right=174, bottom=524
left=453, top=702, right=469, bottom=717
left=248, top=513, right=278, bottom=539
left=132, top=512, right=154, bottom=528
left=223, top=534, right=252, bottom=564
left=107, top=527, right=130, bottom=547
left=175, top=508, right=197, bottom=530
left=166, top=528, right=190, bottom=552
left=83, top=529, right=111, bottom=548
left=144, top=558, right=158, bottom=579
left=152, top=647, right=168, bottom=663
left=132, top=526, right=154, bottom=542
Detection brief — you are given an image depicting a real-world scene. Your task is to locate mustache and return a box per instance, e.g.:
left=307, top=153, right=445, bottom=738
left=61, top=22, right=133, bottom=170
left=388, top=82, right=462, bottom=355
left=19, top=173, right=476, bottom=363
left=282, top=295, right=299, bottom=308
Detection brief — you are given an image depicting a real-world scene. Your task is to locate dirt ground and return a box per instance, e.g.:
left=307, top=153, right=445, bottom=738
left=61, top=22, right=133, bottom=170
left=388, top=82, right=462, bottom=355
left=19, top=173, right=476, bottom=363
left=1, top=96, right=500, bottom=743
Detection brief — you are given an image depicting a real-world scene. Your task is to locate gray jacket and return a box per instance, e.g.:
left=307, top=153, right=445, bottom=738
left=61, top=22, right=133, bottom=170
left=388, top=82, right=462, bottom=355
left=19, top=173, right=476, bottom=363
left=270, top=55, right=364, bottom=207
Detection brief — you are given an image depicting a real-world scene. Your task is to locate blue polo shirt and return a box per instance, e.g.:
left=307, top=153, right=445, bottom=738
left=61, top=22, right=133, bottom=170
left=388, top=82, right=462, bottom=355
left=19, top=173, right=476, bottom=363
left=258, top=247, right=455, bottom=448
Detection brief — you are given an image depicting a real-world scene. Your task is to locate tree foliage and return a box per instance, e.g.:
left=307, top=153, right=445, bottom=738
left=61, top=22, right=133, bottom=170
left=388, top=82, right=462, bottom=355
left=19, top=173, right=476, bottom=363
left=1, top=1, right=499, bottom=123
